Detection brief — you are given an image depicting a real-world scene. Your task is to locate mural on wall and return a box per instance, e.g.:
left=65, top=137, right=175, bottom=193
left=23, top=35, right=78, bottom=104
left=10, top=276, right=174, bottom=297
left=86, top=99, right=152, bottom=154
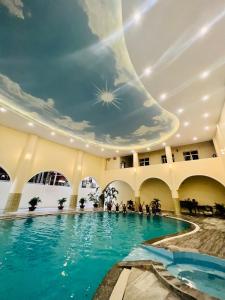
left=0, top=0, right=178, bottom=149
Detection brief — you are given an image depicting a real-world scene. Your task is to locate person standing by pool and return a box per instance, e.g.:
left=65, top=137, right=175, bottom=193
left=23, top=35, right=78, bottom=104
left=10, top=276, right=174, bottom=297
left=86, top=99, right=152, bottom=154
left=145, top=204, right=150, bottom=215
left=115, top=203, right=120, bottom=213
left=138, top=203, right=143, bottom=214
left=107, top=202, right=112, bottom=212
left=122, top=204, right=127, bottom=214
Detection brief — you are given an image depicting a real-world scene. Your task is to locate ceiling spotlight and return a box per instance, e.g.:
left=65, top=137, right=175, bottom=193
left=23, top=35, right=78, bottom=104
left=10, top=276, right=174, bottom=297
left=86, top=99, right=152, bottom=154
left=199, top=25, right=209, bottom=37
left=160, top=93, right=167, bottom=101
left=204, top=126, right=209, bottom=131
left=184, top=121, right=189, bottom=127
left=200, top=70, right=210, bottom=79
left=28, top=122, right=34, bottom=127
left=70, top=138, right=74, bottom=143
left=101, top=148, right=104, bottom=152
left=177, top=108, right=184, bottom=114
left=85, top=144, right=89, bottom=148
left=133, top=12, right=141, bottom=24
left=162, top=142, right=166, bottom=146
left=193, top=137, right=198, bottom=141
left=176, top=133, right=181, bottom=138
left=202, top=95, right=209, bottom=101
left=0, top=107, right=6, bottom=112
left=203, top=112, right=209, bottom=118
left=116, top=150, right=119, bottom=153
left=147, top=147, right=151, bottom=151
left=131, top=150, right=136, bottom=154
left=144, top=67, right=152, bottom=76
left=51, top=131, right=55, bottom=136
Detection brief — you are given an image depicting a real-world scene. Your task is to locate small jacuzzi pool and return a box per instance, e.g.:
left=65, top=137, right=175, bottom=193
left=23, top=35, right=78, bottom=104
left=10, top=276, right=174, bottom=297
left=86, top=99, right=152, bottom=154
left=125, top=245, right=225, bottom=299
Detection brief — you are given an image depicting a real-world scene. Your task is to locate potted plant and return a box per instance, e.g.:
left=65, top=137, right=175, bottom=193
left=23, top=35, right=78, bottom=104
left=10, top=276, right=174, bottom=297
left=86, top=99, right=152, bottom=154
left=28, top=197, right=41, bottom=211
left=88, top=187, right=100, bottom=208
left=58, top=197, right=67, bottom=210
left=79, top=198, right=86, bottom=209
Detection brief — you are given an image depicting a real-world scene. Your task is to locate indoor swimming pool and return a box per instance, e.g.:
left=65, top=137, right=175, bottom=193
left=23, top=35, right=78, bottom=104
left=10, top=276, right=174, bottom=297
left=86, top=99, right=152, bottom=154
left=0, top=213, right=189, bottom=300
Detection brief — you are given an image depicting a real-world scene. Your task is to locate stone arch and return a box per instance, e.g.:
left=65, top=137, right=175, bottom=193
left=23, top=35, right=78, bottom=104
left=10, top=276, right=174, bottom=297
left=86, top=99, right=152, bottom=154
left=19, top=170, right=72, bottom=210
left=139, top=177, right=174, bottom=212
left=137, top=175, right=172, bottom=192
left=103, top=180, right=135, bottom=206
left=178, top=175, right=225, bottom=206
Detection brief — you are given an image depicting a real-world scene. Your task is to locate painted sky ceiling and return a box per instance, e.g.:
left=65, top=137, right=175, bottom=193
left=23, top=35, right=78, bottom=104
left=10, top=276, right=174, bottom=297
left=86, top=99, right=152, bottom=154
left=0, top=0, right=178, bottom=150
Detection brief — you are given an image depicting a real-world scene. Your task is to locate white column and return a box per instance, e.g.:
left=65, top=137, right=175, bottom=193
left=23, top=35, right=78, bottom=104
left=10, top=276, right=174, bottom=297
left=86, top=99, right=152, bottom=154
left=69, top=150, right=84, bottom=209
left=132, top=151, right=139, bottom=168
left=165, top=146, right=173, bottom=164
left=5, top=134, right=38, bottom=212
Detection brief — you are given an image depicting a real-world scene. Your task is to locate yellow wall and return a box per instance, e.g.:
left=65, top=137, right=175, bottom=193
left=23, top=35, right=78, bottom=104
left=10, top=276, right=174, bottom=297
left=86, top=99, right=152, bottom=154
left=140, top=179, right=174, bottom=211
left=172, top=141, right=216, bottom=162
left=1, top=123, right=225, bottom=211
left=138, top=149, right=166, bottom=165
left=0, top=125, right=105, bottom=193
left=105, top=157, right=120, bottom=170
left=179, top=176, right=225, bottom=206
left=0, top=125, right=27, bottom=180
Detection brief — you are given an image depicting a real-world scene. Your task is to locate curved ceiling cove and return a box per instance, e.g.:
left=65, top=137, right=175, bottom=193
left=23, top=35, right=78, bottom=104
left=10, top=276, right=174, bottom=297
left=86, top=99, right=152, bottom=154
left=0, top=0, right=178, bottom=150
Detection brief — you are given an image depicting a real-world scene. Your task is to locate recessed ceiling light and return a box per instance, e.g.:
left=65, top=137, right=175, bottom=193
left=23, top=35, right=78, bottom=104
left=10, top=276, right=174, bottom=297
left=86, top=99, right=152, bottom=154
left=70, top=138, right=74, bottom=143
left=176, top=133, right=181, bottom=138
left=147, top=147, right=151, bottom=151
left=133, top=12, right=141, bottom=24
left=193, top=137, right=198, bottom=141
left=131, top=150, right=135, bottom=154
left=200, top=70, right=210, bottom=79
left=162, top=142, right=166, bottom=146
left=199, top=25, right=209, bottom=37
left=203, top=112, right=209, bottom=118
left=28, top=122, right=34, bottom=127
left=204, top=126, right=209, bottom=131
left=101, top=148, right=104, bottom=152
left=85, top=144, right=89, bottom=148
left=183, top=121, right=189, bottom=127
left=177, top=108, right=184, bottom=114
left=0, top=107, right=6, bottom=112
left=160, top=93, right=167, bottom=101
left=144, top=67, right=152, bottom=76
left=202, top=95, right=209, bottom=101
left=116, top=150, right=119, bottom=153
left=51, top=131, right=55, bottom=136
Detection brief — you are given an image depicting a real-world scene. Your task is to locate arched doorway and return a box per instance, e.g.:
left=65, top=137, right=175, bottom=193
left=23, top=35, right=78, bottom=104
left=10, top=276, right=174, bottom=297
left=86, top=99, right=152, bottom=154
left=19, top=171, right=72, bottom=210
left=77, top=177, right=101, bottom=209
left=178, top=175, right=225, bottom=206
left=103, top=180, right=134, bottom=208
left=140, top=178, right=174, bottom=212
left=0, top=167, right=11, bottom=210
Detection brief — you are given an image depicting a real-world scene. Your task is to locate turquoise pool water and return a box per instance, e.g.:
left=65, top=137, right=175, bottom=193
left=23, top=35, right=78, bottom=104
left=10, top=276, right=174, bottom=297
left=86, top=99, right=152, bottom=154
left=0, top=213, right=189, bottom=300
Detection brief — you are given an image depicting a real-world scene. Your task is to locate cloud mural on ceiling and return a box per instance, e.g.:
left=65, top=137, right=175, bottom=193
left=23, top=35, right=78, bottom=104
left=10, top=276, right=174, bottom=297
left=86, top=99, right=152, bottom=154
left=0, top=0, right=178, bottom=149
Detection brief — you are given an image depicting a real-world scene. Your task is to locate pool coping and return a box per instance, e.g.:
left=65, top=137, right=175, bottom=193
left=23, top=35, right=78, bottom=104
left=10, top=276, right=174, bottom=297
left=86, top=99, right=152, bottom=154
left=145, top=215, right=200, bottom=246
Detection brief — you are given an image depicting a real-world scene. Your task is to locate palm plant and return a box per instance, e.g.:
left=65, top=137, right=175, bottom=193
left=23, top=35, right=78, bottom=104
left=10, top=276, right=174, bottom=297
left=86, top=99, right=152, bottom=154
left=88, top=187, right=100, bottom=208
